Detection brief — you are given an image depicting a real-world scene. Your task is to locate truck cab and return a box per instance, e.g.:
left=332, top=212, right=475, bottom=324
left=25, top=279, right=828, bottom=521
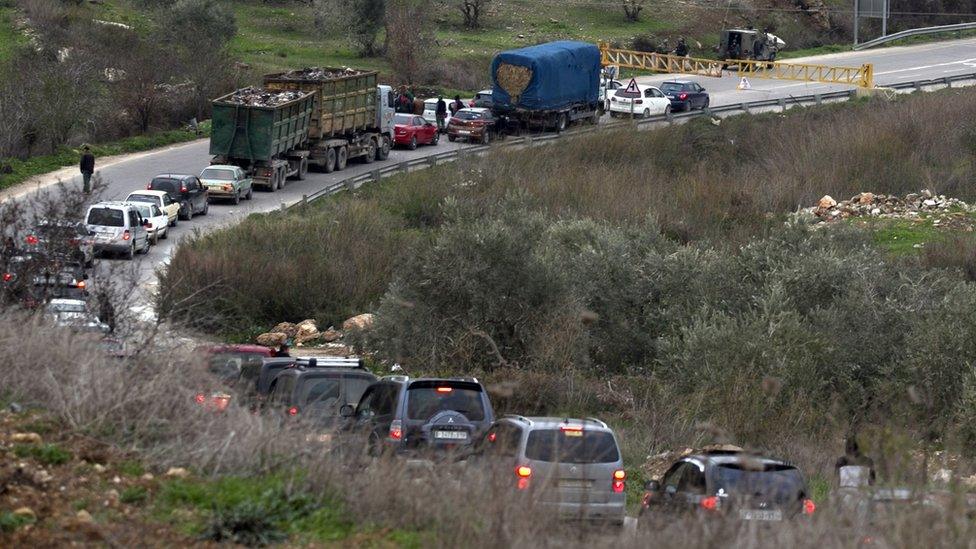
left=376, top=84, right=396, bottom=160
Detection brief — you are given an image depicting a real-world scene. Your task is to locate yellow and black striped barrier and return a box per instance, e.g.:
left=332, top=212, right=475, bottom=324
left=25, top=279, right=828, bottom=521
left=598, top=42, right=874, bottom=89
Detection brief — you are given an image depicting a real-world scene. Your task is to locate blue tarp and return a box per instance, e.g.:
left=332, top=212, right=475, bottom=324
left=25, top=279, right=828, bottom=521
left=491, top=41, right=601, bottom=112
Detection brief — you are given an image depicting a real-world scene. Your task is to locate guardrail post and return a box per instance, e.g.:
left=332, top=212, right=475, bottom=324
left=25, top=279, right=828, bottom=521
left=740, top=103, right=750, bottom=114
left=344, top=178, right=356, bottom=192
left=280, top=202, right=286, bottom=212
left=665, top=110, right=674, bottom=124
left=778, top=98, right=787, bottom=111
left=301, top=194, right=308, bottom=207
left=372, top=169, right=381, bottom=182
left=944, top=77, right=952, bottom=89
left=427, top=156, right=437, bottom=167
left=399, top=161, right=409, bottom=173
left=523, top=136, right=532, bottom=146
left=814, top=94, right=823, bottom=106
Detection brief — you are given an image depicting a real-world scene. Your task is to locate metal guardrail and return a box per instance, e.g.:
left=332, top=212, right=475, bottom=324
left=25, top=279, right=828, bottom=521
left=598, top=42, right=874, bottom=88
left=854, top=21, right=976, bottom=51
left=285, top=71, right=976, bottom=211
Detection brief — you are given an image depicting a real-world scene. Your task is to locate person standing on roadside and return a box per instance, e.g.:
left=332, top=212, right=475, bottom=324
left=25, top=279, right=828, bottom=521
left=435, top=96, right=448, bottom=133
left=79, top=146, right=95, bottom=194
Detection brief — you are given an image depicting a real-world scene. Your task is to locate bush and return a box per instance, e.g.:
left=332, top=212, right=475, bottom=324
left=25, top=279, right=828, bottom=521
left=13, top=443, right=72, bottom=465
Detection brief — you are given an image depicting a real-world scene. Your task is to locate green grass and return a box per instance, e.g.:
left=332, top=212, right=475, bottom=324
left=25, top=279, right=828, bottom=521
left=0, top=511, right=35, bottom=533
left=0, top=121, right=209, bottom=192
left=120, top=486, right=149, bottom=505
left=0, top=6, right=26, bottom=64
left=857, top=217, right=944, bottom=254
left=13, top=443, right=72, bottom=466
left=779, top=43, right=850, bottom=59
left=155, top=474, right=419, bottom=545
left=117, top=459, right=145, bottom=477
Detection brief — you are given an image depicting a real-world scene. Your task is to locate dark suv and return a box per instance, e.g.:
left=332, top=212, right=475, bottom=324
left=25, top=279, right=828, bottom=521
left=147, top=174, right=208, bottom=220
left=340, top=376, right=495, bottom=459
left=268, top=360, right=377, bottom=427
left=639, top=450, right=815, bottom=523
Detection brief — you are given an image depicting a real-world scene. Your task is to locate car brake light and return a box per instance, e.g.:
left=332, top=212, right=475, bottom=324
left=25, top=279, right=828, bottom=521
left=121, top=230, right=131, bottom=241
left=613, top=469, right=626, bottom=480
left=25, top=235, right=38, bottom=245
left=435, top=387, right=453, bottom=393
left=146, top=183, right=152, bottom=190
left=75, top=280, right=86, bottom=289
left=389, top=419, right=402, bottom=440
left=287, top=406, right=299, bottom=416
left=2, top=273, right=12, bottom=282
left=487, top=432, right=497, bottom=443
left=612, top=469, right=626, bottom=493
left=180, top=185, right=188, bottom=193
left=560, top=425, right=583, bottom=432
left=803, top=499, right=816, bottom=515
left=635, top=99, right=644, bottom=105
left=679, top=93, right=688, bottom=100
left=194, top=393, right=206, bottom=404
left=516, top=465, right=531, bottom=490
left=701, top=496, right=719, bottom=511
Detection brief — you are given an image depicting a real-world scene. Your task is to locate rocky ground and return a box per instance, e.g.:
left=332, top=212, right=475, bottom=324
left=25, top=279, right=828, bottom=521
left=806, top=190, right=976, bottom=231
left=0, top=408, right=198, bottom=547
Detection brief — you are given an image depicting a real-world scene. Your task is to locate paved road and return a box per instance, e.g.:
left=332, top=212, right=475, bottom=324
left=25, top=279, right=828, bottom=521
left=14, top=37, right=976, bottom=313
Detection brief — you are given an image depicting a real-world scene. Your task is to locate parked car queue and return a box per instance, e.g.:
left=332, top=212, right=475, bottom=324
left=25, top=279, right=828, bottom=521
left=193, top=345, right=820, bottom=529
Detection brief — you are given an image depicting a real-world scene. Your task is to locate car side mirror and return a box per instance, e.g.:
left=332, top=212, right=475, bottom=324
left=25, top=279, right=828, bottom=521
left=88, top=230, right=96, bottom=236
left=339, top=404, right=354, bottom=417
left=645, top=480, right=661, bottom=492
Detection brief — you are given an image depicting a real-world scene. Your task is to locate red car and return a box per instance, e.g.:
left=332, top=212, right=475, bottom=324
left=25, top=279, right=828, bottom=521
left=193, top=344, right=275, bottom=411
left=393, top=114, right=439, bottom=150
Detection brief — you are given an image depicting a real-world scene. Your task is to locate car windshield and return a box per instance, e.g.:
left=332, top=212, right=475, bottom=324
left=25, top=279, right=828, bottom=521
left=394, top=114, right=414, bottom=125
left=454, top=111, right=484, bottom=120
left=127, top=194, right=158, bottom=205
left=406, top=384, right=486, bottom=421
left=86, top=207, right=124, bottom=227
left=615, top=88, right=641, bottom=99
left=711, top=463, right=805, bottom=501
left=201, top=169, right=235, bottom=181
left=525, top=429, right=620, bottom=464
left=661, top=83, right=687, bottom=93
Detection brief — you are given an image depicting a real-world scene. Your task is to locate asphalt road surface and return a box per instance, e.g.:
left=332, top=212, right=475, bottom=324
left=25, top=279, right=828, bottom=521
left=13, top=37, right=976, bottom=314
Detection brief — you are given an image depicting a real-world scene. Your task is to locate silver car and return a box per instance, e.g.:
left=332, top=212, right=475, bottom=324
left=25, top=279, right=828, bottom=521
left=478, top=416, right=627, bottom=525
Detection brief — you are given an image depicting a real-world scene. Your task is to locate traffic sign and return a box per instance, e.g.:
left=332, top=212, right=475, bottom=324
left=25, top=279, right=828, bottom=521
left=624, top=78, right=640, bottom=94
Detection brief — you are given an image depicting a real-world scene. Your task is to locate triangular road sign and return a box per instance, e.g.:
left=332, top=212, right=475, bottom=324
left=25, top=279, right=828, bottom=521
left=624, top=78, right=640, bottom=94
left=737, top=77, right=752, bottom=90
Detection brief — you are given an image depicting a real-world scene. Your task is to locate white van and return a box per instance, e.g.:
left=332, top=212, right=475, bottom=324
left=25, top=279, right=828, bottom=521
left=84, top=202, right=152, bottom=260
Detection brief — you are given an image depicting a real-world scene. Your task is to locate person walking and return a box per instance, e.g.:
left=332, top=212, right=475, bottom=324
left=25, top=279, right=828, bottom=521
left=435, top=96, right=448, bottom=132
left=79, top=146, right=95, bottom=194
left=450, top=95, right=463, bottom=116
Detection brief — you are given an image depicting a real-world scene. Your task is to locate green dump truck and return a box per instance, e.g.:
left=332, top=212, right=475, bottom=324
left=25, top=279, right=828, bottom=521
left=263, top=68, right=395, bottom=173
left=209, top=87, right=315, bottom=191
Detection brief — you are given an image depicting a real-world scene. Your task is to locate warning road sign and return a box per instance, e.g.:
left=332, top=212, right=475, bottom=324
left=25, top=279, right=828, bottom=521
left=737, top=77, right=752, bottom=90
left=624, top=78, right=640, bottom=94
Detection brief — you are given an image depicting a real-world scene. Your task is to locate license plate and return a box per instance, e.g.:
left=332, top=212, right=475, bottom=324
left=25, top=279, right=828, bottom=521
left=739, top=509, right=782, bottom=521
left=559, top=479, right=592, bottom=489
left=459, top=130, right=471, bottom=135
left=96, top=235, right=114, bottom=242
left=433, top=430, right=468, bottom=440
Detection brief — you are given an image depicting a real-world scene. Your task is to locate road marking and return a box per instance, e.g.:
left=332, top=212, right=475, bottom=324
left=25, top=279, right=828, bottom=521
left=876, top=58, right=976, bottom=75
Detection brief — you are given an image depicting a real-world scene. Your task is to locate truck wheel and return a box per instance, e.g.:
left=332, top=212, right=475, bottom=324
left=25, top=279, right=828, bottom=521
left=268, top=172, right=277, bottom=193
left=448, top=135, right=456, bottom=142
left=364, top=139, right=376, bottom=164
left=277, top=167, right=286, bottom=190
left=377, top=136, right=391, bottom=160
left=297, top=157, right=308, bottom=180
left=556, top=113, right=568, bottom=133
left=324, top=149, right=336, bottom=173
left=336, top=146, right=348, bottom=171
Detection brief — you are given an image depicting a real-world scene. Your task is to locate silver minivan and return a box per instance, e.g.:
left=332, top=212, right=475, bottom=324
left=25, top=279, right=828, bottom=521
left=478, top=416, right=627, bottom=525
left=84, top=202, right=151, bottom=260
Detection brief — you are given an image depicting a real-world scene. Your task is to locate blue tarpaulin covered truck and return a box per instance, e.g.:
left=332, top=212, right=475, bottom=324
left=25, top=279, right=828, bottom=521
left=491, top=41, right=603, bottom=132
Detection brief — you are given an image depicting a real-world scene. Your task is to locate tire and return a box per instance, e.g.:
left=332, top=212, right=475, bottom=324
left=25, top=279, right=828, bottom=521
left=277, top=168, right=285, bottom=190
left=336, top=146, right=348, bottom=171
left=364, top=140, right=376, bottom=163
left=151, top=233, right=158, bottom=246
left=201, top=200, right=209, bottom=216
left=142, top=237, right=151, bottom=254
left=232, top=191, right=240, bottom=205
left=481, top=131, right=490, bottom=145
left=246, top=186, right=253, bottom=200
left=161, top=228, right=168, bottom=240
left=610, top=111, right=619, bottom=118
left=297, top=157, right=308, bottom=180
left=409, top=136, right=418, bottom=150
left=377, top=136, right=391, bottom=160
left=664, top=105, right=671, bottom=116
left=702, top=98, right=710, bottom=110
left=643, top=108, right=651, bottom=118
left=448, top=135, right=456, bottom=142
left=170, top=216, right=177, bottom=228
left=183, top=202, right=193, bottom=221
left=432, top=132, right=439, bottom=146
left=324, top=148, right=336, bottom=173
left=268, top=172, right=277, bottom=192
left=556, top=113, right=568, bottom=133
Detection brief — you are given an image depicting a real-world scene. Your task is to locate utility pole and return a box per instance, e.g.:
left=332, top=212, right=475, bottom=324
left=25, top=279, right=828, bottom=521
left=853, top=0, right=859, bottom=45
left=882, top=0, right=888, bottom=36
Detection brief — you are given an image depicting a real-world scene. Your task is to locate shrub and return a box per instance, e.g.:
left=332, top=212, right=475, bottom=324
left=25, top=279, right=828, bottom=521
left=13, top=443, right=72, bottom=466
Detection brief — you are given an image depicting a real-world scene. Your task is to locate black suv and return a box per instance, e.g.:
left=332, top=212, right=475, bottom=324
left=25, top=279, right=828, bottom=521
left=267, top=359, right=377, bottom=427
left=339, top=376, right=495, bottom=458
left=147, top=174, right=208, bottom=220
left=639, top=449, right=815, bottom=523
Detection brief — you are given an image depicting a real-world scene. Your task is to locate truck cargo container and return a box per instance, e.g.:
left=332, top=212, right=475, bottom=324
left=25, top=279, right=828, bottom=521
left=263, top=68, right=395, bottom=173
left=491, top=41, right=603, bottom=133
left=209, top=88, right=315, bottom=191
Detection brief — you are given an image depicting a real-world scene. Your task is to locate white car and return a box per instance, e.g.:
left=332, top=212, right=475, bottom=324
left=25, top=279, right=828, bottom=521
left=126, top=190, right=180, bottom=227
left=47, top=298, right=110, bottom=333
left=128, top=202, right=169, bottom=244
left=608, top=85, right=672, bottom=118
left=423, top=98, right=439, bottom=124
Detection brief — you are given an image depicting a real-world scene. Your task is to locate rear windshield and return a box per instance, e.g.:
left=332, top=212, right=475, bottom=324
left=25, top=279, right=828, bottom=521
left=406, top=383, right=485, bottom=421
left=454, top=111, right=485, bottom=120
left=614, top=88, right=641, bottom=99
left=126, top=194, right=158, bottom=205
left=207, top=352, right=265, bottom=383
left=201, top=168, right=235, bottom=181
left=661, top=83, right=687, bottom=93
left=86, top=207, right=124, bottom=227
left=150, top=179, right=180, bottom=193
left=394, top=114, right=414, bottom=125
left=711, top=464, right=805, bottom=500
left=133, top=204, right=153, bottom=219
left=525, top=429, right=620, bottom=464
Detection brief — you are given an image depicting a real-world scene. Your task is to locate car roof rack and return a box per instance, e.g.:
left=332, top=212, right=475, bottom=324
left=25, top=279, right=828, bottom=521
left=293, top=357, right=365, bottom=370
left=501, top=414, right=530, bottom=423
left=382, top=374, right=409, bottom=383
